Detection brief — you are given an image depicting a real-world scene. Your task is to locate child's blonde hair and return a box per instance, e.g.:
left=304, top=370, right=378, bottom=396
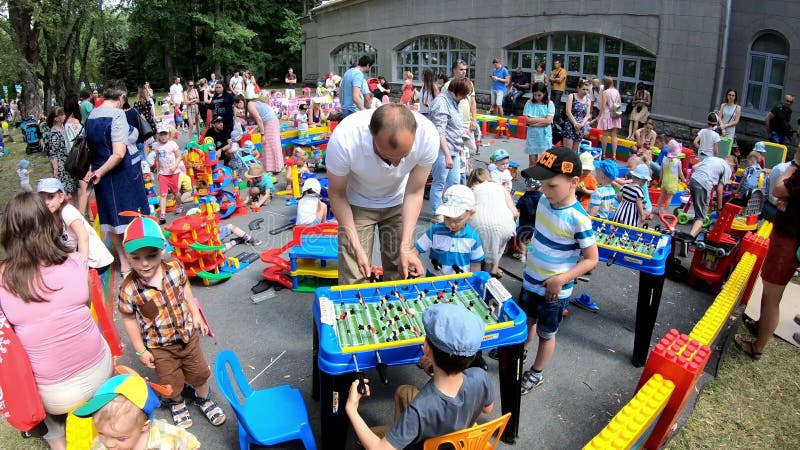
left=92, top=395, right=148, bottom=433
left=467, top=167, right=492, bottom=188
left=746, top=152, right=761, bottom=164
left=293, top=148, right=308, bottom=160
left=405, top=71, right=414, bottom=80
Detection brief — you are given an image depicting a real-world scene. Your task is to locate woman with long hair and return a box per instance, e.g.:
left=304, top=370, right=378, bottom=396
left=598, top=76, right=622, bottom=160
left=532, top=63, right=548, bottom=86
left=0, top=192, right=112, bottom=450
left=400, top=71, right=415, bottom=105
left=184, top=80, right=201, bottom=137
left=627, top=82, right=652, bottom=139
left=523, top=82, right=555, bottom=166
left=418, top=68, right=440, bottom=117
left=133, top=86, right=156, bottom=133
left=562, top=78, right=592, bottom=151
left=63, top=94, right=89, bottom=211
left=46, top=107, right=78, bottom=199
left=718, top=88, right=741, bottom=153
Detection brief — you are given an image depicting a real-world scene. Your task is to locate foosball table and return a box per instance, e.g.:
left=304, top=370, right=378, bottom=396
left=312, top=272, right=528, bottom=449
left=591, top=217, right=672, bottom=367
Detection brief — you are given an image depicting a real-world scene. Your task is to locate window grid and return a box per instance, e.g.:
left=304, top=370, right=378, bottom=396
left=331, top=42, right=379, bottom=78
left=507, top=34, right=655, bottom=99
left=744, top=50, right=788, bottom=114
left=396, top=36, right=476, bottom=82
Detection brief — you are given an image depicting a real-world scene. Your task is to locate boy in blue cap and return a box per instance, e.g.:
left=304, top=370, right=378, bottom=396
left=588, top=159, right=619, bottom=219
left=346, top=303, right=494, bottom=450
left=73, top=374, right=200, bottom=449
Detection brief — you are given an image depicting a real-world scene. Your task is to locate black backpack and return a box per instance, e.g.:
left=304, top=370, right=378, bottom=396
left=65, top=126, right=91, bottom=179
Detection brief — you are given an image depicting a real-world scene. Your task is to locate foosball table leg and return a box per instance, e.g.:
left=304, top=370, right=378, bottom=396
left=318, top=371, right=352, bottom=450
left=631, top=272, right=666, bottom=367
left=498, top=343, right=525, bottom=444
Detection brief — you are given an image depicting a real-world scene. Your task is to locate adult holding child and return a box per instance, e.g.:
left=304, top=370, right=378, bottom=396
left=327, top=104, right=439, bottom=283
left=85, top=79, right=150, bottom=276
left=0, top=192, right=113, bottom=450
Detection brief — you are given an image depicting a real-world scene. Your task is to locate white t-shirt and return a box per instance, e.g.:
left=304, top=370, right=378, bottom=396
left=697, top=128, right=721, bottom=158
left=169, top=83, right=184, bottom=105
left=490, top=167, right=513, bottom=192
left=326, top=109, right=439, bottom=208
left=153, top=140, right=180, bottom=176
left=230, top=76, right=244, bottom=95
left=296, top=195, right=321, bottom=225
left=60, top=204, right=114, bottom=269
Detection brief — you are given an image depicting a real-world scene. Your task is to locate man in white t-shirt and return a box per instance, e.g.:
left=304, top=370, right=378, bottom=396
left=169, top=77, right=184, bottom=106
left=327, top=104, right=439, bottom=283
left=229, top=71, right=244, bottom=95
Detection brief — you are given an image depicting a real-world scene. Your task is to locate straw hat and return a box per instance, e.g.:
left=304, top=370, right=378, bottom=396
left=244, top=164, right=266, bottom=179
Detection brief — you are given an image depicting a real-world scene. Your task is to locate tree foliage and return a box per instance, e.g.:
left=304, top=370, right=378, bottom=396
left=2, top=0, right=306, bottom=116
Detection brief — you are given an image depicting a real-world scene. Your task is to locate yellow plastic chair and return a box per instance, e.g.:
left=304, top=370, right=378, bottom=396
left=423, top=413, right=511, bottom=450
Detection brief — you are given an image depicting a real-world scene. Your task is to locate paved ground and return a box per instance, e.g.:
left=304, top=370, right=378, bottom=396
left=110, top=132, right=715, bottom=449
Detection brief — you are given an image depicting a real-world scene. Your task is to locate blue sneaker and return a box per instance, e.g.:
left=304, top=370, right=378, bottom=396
left=571, top=293, right=599, bottom=313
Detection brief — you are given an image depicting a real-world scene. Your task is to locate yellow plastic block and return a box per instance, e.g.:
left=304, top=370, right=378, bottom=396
left=251, top=133, right=262, bottom=144
left=583, top=374, right=675, bottom=450
left=65, top=412, right=97, bottom=449
left=757, top=220, right=773, bottom=239
left=689, top=253, right=756, bottom=346
left=291, top=259, right=339, bottom=279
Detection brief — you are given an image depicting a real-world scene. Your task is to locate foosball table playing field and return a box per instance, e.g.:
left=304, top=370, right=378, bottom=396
left=312, top=272, right=528, bottom=449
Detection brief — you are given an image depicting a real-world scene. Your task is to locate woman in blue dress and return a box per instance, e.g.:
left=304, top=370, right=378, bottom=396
left=522, top=82, right=555, bottom=167
left=85, top=79, right=149, bottom=275
left=562, top=78, right=592, bottom=152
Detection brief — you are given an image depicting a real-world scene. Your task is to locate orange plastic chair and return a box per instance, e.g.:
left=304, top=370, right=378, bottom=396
left=423, top=413, right=510, bottom=450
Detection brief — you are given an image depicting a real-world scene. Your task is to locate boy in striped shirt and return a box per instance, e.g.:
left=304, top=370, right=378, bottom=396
left=588, top=159, right=619, bottom=219
left=518, top=147, right=599, bottom=394
left=415, top=184, right=485, bottom=276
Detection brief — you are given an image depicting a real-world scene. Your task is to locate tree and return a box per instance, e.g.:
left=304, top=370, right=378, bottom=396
left=7, top=0, right=43, bottom=117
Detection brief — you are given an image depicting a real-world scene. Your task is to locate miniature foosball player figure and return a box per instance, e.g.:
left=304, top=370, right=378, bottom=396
left=345, top=303, right=494, bottom=450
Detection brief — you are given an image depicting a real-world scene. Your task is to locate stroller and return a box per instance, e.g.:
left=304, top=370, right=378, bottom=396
left=20, top=116, right=42, bottom=154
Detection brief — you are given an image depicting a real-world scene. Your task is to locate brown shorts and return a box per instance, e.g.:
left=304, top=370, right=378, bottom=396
left=760, top=232, right=800, bottom=286
left=150, top=333, right=211, bottom=396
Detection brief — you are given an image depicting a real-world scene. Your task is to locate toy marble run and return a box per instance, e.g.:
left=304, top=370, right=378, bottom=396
left=183, top=138, right=246, bottom=219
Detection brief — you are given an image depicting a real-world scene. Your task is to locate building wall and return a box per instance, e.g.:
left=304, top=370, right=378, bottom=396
left=303, top=0, right=726, bottom=135
left=723, top=0, right=800, bottom=140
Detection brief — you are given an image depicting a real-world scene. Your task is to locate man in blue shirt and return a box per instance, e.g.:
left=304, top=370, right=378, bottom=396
left=489, top=58, right=510, bottom=117
left=341, top=55, right=374, bottom=118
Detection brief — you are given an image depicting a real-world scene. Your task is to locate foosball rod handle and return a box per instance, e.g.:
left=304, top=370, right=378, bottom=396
left=606, top=252, right=617, bottom=267
left=375, top=351, right=390, bottom=385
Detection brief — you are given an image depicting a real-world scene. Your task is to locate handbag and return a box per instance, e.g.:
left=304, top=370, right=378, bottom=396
left=612, top=103, right=625, bottom=118
left=65, top=125, right=91, bottom=179
left=137, top=114, right=154, bottom=140
left=0, top=307, right=47, bottom=432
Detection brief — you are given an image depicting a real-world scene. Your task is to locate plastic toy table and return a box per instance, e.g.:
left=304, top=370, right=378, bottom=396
left=290, top=134, right=329, bottom=147
left=288, top=235, right=338, bottom=290
left=312, top=272, right=528, bottom=449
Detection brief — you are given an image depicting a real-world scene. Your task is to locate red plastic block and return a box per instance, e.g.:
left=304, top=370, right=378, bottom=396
left=737, top=232, right=770, bottom=305
left=636, top=330, right=711, bottom=449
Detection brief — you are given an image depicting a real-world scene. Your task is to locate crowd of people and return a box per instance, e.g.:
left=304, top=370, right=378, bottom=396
left=2, top=55, right=800, bottom=450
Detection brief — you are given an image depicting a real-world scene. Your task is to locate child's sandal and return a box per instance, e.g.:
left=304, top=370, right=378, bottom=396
left=170, top=400, right=193, bottom=428
left=194, top=396, right=226, bottom=426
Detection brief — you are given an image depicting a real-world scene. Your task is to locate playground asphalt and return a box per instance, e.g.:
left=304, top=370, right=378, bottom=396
left=109, top=132, right=719, bottom=449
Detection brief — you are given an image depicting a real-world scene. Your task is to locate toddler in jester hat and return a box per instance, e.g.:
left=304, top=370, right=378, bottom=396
left=74, top=374, right=200, bottom=450
left=118, top=216, right=226, bottom=429
left=346, top=303, right=494, bottom=450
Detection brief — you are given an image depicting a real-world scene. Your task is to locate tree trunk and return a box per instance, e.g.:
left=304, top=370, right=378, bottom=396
left=163, top=44, right=173, bottom=88
left=9, top=1, right=43, bottom=118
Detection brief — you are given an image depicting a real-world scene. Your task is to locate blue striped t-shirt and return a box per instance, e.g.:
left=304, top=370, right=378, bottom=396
left=588, top=184, right=617, bottom=219
left=415, top=223, right=485, bottom=276
left=524, top=197, right=595, bottom=298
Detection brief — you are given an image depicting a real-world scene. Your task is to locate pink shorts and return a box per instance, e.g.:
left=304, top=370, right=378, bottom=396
left=159, top=173, right=180, bottom=195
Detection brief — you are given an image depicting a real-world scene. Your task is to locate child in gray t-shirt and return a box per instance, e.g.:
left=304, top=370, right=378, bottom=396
left=345, top=303, right=495, bottom=450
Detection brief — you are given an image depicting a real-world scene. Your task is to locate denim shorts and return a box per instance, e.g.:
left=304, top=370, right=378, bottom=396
left=517, top=288, right=568, bottom=340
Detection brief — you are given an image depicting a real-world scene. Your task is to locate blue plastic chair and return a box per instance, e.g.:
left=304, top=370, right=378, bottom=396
left=215, top=350, right=317, bottom=450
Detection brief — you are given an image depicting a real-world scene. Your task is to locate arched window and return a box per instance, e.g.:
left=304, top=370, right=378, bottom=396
left=507, top=33, right=656, bottom=100
left=332, top=42, right=378, bottom=77
left=744, top=32, right=789, bottom=113
left=396, top=36, right=476, bottom=82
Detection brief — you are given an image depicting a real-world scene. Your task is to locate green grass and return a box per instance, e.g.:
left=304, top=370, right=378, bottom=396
left=666, top=326, right=800, bottom=450
left=0, top=129, right=53, bottom=213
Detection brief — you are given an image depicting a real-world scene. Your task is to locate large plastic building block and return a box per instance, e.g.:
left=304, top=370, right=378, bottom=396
left=689, top=252, right=756, bottom=346
left=635, top=330, right=712, bottom=450
left=583, top=374, right=674, bottom=450
left=736, top=227, right=771, bottom=305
